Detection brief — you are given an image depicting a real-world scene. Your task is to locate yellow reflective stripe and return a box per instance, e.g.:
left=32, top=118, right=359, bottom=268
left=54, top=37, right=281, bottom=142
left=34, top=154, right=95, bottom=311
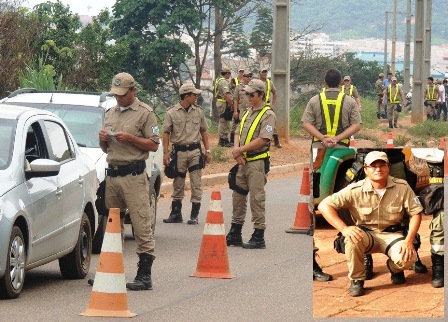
left=388, top=85, right=400, bottom=103
left=265, top=79, right=271, bottom=105
left=246, top=151, right=270, bottom=162
left=427, top=85, right=436, bottom=100
left=217, top=98, right=226, bottom=102
left=319, top=91, right=344, bottom=137
left=239, top=106, right=270, bottom=158
left=341, top=85, right=353, bottom=96
left=214, top=77, right=225, bottom=98
left=234, top=77, right=239, bottom=86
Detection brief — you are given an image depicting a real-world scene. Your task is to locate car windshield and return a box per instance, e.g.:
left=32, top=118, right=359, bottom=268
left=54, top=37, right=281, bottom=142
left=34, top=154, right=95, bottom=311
left=7, top=103, right=104, bottom=148
left=0, top=119, right=17, bottom=170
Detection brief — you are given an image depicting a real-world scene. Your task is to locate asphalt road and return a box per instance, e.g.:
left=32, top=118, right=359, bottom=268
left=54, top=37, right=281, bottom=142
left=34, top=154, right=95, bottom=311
left=0, top=176, right=313, bottom=322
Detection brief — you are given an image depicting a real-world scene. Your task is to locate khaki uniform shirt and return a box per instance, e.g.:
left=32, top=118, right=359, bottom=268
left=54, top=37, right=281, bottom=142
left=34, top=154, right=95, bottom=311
left=162, top=102, right=207, bottom=145
left=216, top=78, right=231, bottom=108
left=104, top=98, right=160, bottom=166
left=237, top=106, right=276, bottom=155
left=323, top=176, right=423, bottom=232
left=383, top=85, right=403, bottom=103
left=234, top=83, right=249, bottom=111
left=342, top=84, right=359, bottom=99
left=375, top=79, right=384, bottom=95
left=301, top=88, right=362, bottom=134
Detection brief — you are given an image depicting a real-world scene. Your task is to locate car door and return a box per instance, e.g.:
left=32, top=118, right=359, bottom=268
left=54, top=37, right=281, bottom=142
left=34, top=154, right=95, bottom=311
left=22, top=120, right=64, bottom=263
left=43, top=120, right=85, bottom=250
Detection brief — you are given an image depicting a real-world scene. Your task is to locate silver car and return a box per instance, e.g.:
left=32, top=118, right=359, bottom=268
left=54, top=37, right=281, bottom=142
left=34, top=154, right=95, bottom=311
left=0, top=105, right=98, bottom=299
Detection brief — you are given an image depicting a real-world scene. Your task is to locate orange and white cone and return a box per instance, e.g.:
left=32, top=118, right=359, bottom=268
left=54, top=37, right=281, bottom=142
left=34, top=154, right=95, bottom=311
left=80, top=208, right=136, bottom=318
left=191, top=191, right=235, bottom=279
left=286, top=167, right=312, bottom=234
left=386, top=132, right=394, bottom=148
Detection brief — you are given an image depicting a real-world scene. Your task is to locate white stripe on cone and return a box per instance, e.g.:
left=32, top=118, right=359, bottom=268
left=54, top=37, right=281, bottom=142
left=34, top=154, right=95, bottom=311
left=208, top=199, right=223, bottom=212
left=203, top=223, right=226, bottom=235
left=92, top=272, right=127, bottom=293
left=101, top=232, right=123, bottom=253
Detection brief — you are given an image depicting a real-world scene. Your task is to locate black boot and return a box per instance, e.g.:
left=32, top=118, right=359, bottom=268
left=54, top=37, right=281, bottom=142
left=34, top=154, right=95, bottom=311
left=388, top=121, right=393, bottom=129
left=273, top=134, right=282, bottom=148
left=219, top=137, right=233, bottom=147
left=393, top=122, right=398, bottom=128
left=229, top=133, right=235, bottom=145
left=410, top=251, right=428, bottom=273
left=313, top=252, right=332, bottom=282
left=431, top=253, right=444, bottom=288
left=163, top=200, right=183, bottom=223
left=242, top=228, right=266, bottom=249
left=364, top=254, right=374, bottom=280
left=126, top=253, right=154, bottom=291
left=187, top=202, right=200, bottom=225
left=226, top=223, right=243, bottom=246
left=377, top=112, right=381, bottom=119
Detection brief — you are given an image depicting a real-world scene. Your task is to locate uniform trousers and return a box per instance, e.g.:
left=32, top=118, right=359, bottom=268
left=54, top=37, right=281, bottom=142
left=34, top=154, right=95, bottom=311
left=426, top=101, right=437, bottom=118
left=345, top=229, right=417, bottom=280
left=430, top=209, right=444, bottom=256
left=217, top=102, right=231, bottom=139
left=386, top=104, right=399, bottom=124
left=232, top=159, right=267, bottom=229
left=172, top=149, right=202, bottom=203
left=106, top=172, right=154, bottom=255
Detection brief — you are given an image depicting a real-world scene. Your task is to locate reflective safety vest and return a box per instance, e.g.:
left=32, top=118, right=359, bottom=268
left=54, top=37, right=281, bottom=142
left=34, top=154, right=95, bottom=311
left=264, top=79, right=272, bottom=105
left=313, top=91, right=349, bottom=146
left=239, top=106, right=271, bottom=161
left=427, top=85, right=437, bottom=101
left=342, top=84, right=354, bottom=97
left=388, top=84, right=400, bottom=103
left=214, top=77, right=226, bottom=102
left=233, top=77, right=239, bottom=86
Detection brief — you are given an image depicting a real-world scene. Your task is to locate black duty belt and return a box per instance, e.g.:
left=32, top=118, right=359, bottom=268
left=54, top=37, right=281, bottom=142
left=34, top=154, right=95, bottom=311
left=173, top=143, right=201, bottom=152
left=107, top=160, right=146, bottom=177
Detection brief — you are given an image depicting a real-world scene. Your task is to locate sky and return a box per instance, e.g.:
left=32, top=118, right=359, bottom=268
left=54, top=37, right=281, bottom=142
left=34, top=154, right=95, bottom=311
left=24, top=0, right=115, bottom=16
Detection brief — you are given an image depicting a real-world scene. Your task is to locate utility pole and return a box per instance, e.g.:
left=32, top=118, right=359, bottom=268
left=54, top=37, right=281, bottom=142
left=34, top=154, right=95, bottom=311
left=403, top=0, right=411, bottom=94
left=272, top=0, right=290, bottom=142
left=424, top=0, right=432, bottom=76
left=391, top=0, right=397, bottom=75
left=383, top=11, right=389, bottom=76
left=412, top=0, right=425, bottom=123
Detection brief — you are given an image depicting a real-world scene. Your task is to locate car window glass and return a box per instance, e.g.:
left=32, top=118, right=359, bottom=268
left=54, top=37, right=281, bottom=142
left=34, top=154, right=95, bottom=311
left=0, top=119, right=16, bottom=170
left=44, top=121, right=73, bottom=162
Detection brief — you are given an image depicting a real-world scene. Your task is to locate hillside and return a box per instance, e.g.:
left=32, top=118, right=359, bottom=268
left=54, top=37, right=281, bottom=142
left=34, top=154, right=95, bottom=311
left=290, top=0, right=447, bottom=44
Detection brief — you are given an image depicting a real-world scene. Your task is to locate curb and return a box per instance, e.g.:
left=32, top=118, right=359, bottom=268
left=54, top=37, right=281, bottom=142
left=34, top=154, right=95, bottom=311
left=160, top=162, right=308, bottom=197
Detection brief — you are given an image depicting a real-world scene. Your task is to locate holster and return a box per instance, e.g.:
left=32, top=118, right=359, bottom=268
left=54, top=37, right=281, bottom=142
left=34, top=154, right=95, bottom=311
left=164, top=152, right=178, bottom=179
left=333, top=232, right=345, bottom=254
left=220, top=105, right=233, bottom=121
left=228, top=164, right=249, bottom=195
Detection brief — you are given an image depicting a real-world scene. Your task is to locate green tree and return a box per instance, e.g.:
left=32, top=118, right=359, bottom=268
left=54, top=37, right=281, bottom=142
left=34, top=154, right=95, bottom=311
left=223, top=18, right=250, bottom=58
left=249, top=6, right=273, bottom=59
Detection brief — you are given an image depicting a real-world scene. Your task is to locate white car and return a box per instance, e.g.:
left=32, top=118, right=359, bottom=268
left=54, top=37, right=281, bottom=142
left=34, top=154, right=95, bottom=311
left=0, top=105, right=98, bottom=299
left=1, top=90, right=163, bottom=251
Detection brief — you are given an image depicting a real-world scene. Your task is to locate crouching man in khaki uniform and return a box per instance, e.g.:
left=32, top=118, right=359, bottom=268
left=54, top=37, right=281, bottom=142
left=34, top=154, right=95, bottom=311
left=318, top=151, right=423, bottom=297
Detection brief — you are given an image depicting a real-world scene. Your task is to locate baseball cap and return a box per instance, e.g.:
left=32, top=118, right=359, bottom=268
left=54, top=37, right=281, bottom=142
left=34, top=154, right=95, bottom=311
left=179, top=83, right=202, bottom=95
left=238, top=68, right=245, bottom=72
left=364, top=151, right=389, bottom=166
left=379, top=73, right=384, bottom=77
left=221, top=66, right=231, bottom=73
left=343, top=76, right=351, bottom=81
left=110, top=72, right=136, bottom=95
left=260, top=68, right=268, bottom=72
left=242, top=70, right=252, bottom=77
left=245, top=79, right=266, bottom=93
left=391, top=77, right=397, bottom=81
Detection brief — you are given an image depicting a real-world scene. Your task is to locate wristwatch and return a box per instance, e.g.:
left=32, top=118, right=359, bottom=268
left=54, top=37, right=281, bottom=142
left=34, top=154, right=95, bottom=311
left=206, top=149, right=211, bottom=153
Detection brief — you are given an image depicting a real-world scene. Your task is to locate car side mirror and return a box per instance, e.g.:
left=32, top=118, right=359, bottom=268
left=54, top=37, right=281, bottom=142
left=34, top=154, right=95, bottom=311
left=25, top=159, right=61, bottom=180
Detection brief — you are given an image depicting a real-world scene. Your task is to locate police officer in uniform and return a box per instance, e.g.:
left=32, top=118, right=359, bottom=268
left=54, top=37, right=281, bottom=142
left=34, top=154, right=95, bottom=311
left=382, top=76, right=406, bottom=129
left=425, top=77, right=439, bottom=120
left=258, top=68, right=282, bottom=148
left=341, top=76, right=362, bottom=111
left=230, top=68, right=245, bottom=90
left=162, top=83, right=211, bottom=225
left=229, top=70, right=252, bottom=145
left=99, top=72, right=160, bottom=291
left=375, top=73, right=385, bottom=119
left=226, top=79, right=276, bottom=249
left=318, top=151, right=423, bottom=297
left=214, top=66, right=234, bottom=147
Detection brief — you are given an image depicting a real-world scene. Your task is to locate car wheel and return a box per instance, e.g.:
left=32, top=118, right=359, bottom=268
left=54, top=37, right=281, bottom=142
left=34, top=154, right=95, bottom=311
left=0, top=226, right=26, bottom=299
left=59, top=212, right=92, bottom=279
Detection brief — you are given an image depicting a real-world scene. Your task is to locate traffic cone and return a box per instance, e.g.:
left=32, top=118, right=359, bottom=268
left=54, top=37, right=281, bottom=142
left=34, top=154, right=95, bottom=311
left=191, top=191, right=235, bottom=279
left=80, top=208, right=136, bottom=318
left=386, top=132, right=394, bottom=148
left=286, top=167, right=312, bottom=234
left=349, top=136, right=356, bottom=149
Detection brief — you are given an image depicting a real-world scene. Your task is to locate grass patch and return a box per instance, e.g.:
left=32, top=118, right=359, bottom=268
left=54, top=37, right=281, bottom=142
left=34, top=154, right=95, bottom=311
left=211, top=146, right=231, bottom=162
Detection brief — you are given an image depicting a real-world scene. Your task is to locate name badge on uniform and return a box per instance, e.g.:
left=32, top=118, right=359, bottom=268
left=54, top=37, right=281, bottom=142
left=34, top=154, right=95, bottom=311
left=152, top=126, right=160, bottom=135
left=266, top=125, right=273, bottom=132
left=414, top=196, right=421, bottom=205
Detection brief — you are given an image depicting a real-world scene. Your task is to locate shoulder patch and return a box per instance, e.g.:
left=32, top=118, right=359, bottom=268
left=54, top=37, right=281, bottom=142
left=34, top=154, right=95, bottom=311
left=414, top=196, right=421, bottom=205
left=266, top=125, right=273, bottom=132
left=152, top=125, right=160, bottom=135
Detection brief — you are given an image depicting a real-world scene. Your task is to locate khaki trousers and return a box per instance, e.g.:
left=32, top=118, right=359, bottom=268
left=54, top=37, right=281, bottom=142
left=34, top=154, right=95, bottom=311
left=172, top=149, right=202, bottom=203
left=430, top=209, right=444, bottom=256
left=232, top=159, right=268, bottom=229
left=217, top=102, right=230, bottom=139
left=106, top=172, right=154, bottom=255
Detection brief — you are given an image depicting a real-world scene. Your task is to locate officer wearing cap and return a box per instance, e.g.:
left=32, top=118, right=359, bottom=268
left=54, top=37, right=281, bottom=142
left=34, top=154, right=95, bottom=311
left=230, top=68, right=245, bottom=90
left=162, top=83, right=211, bottom=225
left=229, top=70, right=252, bottom=145
left=226, top=79, right=276, bottom=249
left=375, top=73, right=385, bottom=119
left=341, top=76, right=362, bottom=111
left=318, top=151, right=423, bottom=297
left=214, top=66, right=234, bottom=147
left=382, top=76, right=406, bottom=129
left=99, top=72, right=160, bottom=291
left=425, top=77, right=439, bottom=120
left=258, top=68, right=282, bottom=148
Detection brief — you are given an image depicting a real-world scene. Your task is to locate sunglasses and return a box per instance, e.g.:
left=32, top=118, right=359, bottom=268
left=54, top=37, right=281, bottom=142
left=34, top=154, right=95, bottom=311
left=245, top=92, right=256, bottom=97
